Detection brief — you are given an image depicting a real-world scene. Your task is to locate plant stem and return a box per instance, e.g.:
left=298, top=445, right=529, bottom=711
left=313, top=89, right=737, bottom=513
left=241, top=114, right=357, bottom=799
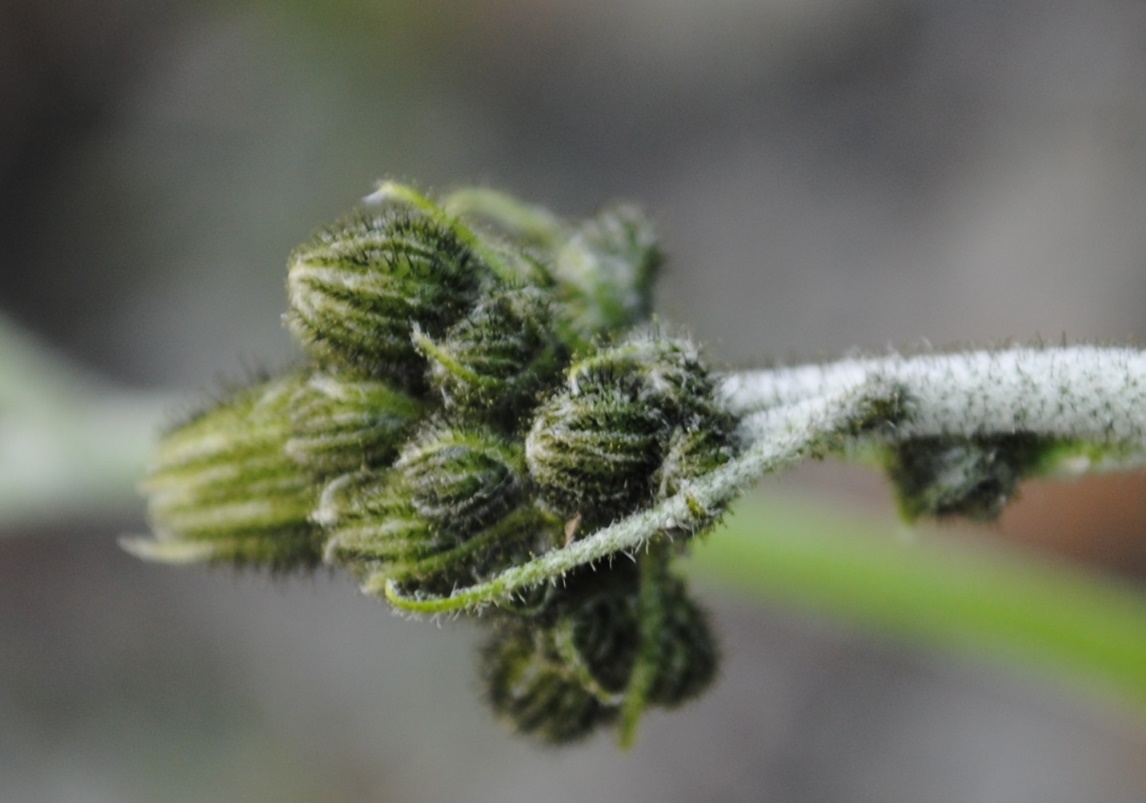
left=0, top=316, right=169, bottom=528
left=721, top=347, right=1146, bottom=470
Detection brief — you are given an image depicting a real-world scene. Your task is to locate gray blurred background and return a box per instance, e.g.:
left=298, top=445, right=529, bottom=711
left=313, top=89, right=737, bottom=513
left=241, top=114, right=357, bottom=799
left=4, top=1, right=1146, bottom=800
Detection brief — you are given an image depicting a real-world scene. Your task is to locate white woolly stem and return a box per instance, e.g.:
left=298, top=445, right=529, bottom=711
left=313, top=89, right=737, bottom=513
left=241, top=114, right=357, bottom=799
left=721, top=346, right=1146, bottom=470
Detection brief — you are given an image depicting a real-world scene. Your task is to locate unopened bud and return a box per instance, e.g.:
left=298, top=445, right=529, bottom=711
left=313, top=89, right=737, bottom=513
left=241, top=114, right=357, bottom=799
left=526, top=386, right=663, bottom=525
left=317, top=470, right=437, bottom=574
left=554, top=204, right=660, bottom=338
left=128, top=375, right=322, bottom=570
left=321, top=431, right=556, bottom=593
left=888, top=434, right=1046, bottom=522
left=478, top=560, right=718, bottom=744
left=643, top=574, right=719, bottom=708
left=285, top=211, right=485, bottom=385
left=286, top=372, right=422, bottom=477
left=526, top=333, right=737, bottom=528
left=479, top=617, right=618, bottom=745
left=396, top=425, right=527, bottom=534
left=417, top=287, right=567, bottom=425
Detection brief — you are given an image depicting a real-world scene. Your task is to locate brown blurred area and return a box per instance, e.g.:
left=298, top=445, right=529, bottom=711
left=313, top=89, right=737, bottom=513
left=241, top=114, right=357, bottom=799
left=1002, top=475, right=1146, bottom=578
left=4, top=1, right=1146, bottom=801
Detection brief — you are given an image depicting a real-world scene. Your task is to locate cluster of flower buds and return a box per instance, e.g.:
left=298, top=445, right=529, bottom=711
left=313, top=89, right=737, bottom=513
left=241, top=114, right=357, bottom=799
left=128, top=182, right=740, bottom=744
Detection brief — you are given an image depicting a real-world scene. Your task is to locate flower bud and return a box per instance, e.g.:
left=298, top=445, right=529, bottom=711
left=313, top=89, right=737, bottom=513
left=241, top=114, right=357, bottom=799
left=285, top=372, right=422, bottom=477
left=321, top=435, right=557, bottom=593
left=525, top=386, right=663, bottom=525
left=643, top=575, right=719, bottom=708
left=554, top=204, right=660, bottom=338
left=477, top=561, right=719, bottom=744
left=417, top=286, right=567, bottom=425
left=556, top=562, right=716, bottom=713
left=654, top=425, right=737, bottom=503
left=285, top=211, right=485, bottom=385
left=479, top=619, right=617, bottom=745
left=567, top=332, right=716, bottom=420
left=526, top=333, right=738, bottom=528
left=129, top=375, right=322, bottom=571
left=550, top=564, right=642, bottom=700
left=395, top=426, right=527, bottom=534
left=887, top=434, right=1045, bottom=522
left=317, top=469, right=438, bottom=573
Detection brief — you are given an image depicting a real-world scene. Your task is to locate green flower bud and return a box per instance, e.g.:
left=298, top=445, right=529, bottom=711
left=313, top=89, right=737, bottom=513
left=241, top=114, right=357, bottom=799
left=285, top=372, right=422, bottom=477
left=415, top=286, right=567, bottom=426
left=554, top=204, right=661, bottom=338
left=478, top=560, right=719, bottom=744
left=317, top=469, right=438, bottom=572
left=479, top=619, right=617, bottom=745
left=558, top=558, right=717, bottom=718
left=655, top=425, right=737, bottom=504
left=525, top=386, right=664, bottom=525
left=368, top=179, right=554, bottom=288
left=128, top=375, right=322, bottom=571
left=526, top=333, right=738, bottom=528
left=285, top=210, right=485, bottom=385
left=643, top=574, right=719, bottom=708
left=550, top=564, right=643, bottom=701
left=567, top=332, right=717, bottom=420
left=320, top=443, right=558, bottom=593
left=887, top=434, right=1047, bottom=522
left=395, top=426, right=526, bottom=534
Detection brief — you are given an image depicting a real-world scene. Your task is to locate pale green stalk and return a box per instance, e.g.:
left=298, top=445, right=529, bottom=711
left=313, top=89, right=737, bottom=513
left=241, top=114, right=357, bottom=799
left=0, top=317, right=169, bottom=528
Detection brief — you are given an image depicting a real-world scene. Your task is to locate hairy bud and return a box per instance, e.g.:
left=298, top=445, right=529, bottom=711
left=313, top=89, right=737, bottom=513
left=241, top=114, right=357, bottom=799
left=286, top=373, right=422, bottom=477
left=479, top=558, right=718, bottom=744
left=128, top=376, right=322, bottom=570
left=526, top=333, right=738, bottom=528
left=642, top=574, right=719, bottom=708
left=526, top=386, right=664, bottom=525
left=480, top=618, right=617, bottom=744
left=395, top=426, right=526, bottom=534
left=321, top=435, right=556, bottom=593
left=554, top=204, right=660, bottom=338
left=416, top=286, right=567, bottom=425
left=285, top=211, right=485, bottom=384
left=317, top=470, right=438, bottom=573
left=887, top=434, right=1048, bottom=522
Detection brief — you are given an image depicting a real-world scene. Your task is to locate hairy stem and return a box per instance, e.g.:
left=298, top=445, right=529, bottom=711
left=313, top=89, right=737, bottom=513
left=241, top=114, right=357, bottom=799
left=722, top=346, right=1146, bottom=470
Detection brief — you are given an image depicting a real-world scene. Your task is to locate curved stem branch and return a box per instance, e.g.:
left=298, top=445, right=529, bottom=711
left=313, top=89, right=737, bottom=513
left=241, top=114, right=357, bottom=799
left=380, top=378, right=902, bottom=613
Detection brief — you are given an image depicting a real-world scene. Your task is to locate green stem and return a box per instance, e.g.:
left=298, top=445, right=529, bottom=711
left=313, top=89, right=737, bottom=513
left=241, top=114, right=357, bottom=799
left=0, top=316, right=168, bottom=528
left=691, top=492, right=1146, bottom=714
left=619, top=540, right=670, bottom=748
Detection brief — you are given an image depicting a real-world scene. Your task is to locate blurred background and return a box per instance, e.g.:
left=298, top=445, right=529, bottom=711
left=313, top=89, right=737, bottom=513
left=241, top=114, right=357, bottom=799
left=4, top=0, right=1146, bottom=800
